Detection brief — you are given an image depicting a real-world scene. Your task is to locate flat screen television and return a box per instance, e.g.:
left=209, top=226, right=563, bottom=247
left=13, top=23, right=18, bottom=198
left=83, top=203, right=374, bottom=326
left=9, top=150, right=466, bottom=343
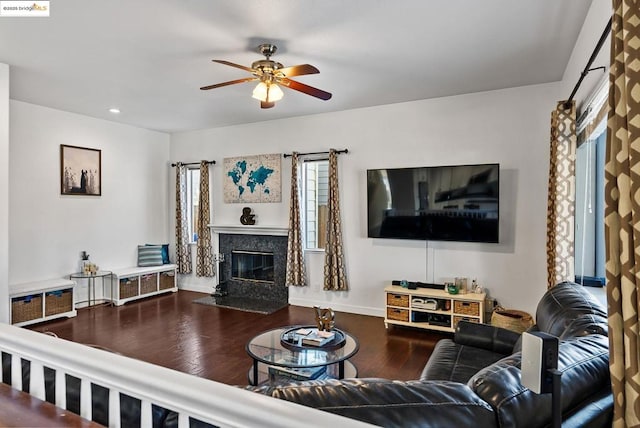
left=367, top=163, right=499, bottom=243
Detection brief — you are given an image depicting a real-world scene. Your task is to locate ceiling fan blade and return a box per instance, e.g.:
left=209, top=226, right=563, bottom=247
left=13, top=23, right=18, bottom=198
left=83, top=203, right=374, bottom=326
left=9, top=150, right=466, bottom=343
left=212, top=60, right=255, bottom=74
left=200, top=77, right=257, bottom=90
left=278, top=64, right=319, bottom=77
left=261, top=101, right=275, bottom=109
left=280, top=78, right=332, bottom=101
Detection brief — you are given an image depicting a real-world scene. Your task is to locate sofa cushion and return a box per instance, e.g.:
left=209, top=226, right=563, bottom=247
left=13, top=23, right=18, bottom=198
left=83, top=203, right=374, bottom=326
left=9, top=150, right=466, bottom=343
left=468, top=335, right=610, bottom=427
left=251, top=378, right=497, bottom=427
left=535, top=282, right=607, bottom=338
left=421, top=339, right=507, bottom=383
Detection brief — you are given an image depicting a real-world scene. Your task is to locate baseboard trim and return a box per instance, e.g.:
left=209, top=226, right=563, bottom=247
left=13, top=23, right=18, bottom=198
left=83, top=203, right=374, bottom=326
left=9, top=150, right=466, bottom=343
left=288, top=297, right=385, bottom=318
left=178, top=283, right=214, bottom=294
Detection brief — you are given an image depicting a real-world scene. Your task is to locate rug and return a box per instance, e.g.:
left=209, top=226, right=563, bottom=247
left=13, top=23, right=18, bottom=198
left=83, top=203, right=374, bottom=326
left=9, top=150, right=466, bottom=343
left=193, top=295, right=288, bottom=315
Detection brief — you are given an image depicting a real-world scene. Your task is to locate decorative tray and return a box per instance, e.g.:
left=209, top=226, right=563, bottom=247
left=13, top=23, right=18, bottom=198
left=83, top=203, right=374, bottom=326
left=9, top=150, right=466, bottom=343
left=280, top=326, right=346, bottom=351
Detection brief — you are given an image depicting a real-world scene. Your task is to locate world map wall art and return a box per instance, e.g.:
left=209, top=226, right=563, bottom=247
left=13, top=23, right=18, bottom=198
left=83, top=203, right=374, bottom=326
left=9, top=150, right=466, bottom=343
left=223, top=153, right=282, bottom=203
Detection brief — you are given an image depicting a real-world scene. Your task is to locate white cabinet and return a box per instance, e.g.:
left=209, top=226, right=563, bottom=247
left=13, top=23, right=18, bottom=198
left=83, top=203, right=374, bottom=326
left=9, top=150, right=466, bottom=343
left=10, top=279, right=77, bottom=326
left=111, top=264, right=177, bottom=306
left=384, top=285, right=485, bottom=333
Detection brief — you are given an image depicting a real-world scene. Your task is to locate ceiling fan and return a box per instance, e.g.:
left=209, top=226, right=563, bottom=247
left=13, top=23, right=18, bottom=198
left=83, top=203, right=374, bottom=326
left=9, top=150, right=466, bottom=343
left=200, top=43, right=332, bottom=109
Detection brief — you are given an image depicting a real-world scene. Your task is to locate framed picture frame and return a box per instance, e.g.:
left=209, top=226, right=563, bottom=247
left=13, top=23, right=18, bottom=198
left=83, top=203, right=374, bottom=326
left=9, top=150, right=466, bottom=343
left=60, top=144, right=101, bottom=196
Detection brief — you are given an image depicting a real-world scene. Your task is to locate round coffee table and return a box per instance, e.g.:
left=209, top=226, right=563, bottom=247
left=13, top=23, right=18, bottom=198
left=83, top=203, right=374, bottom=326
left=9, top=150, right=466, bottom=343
left=246, top=325, right=359, bottom=386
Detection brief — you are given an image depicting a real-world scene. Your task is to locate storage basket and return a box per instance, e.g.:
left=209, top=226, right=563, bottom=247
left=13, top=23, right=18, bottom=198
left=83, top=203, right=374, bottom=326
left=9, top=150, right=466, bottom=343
left=491, top=309, right=534, bottom=333
left=159, top=271, right=175, bottom=290
left=119, top=278, right=138, bottom=299
left=454, top=300, right=480, bottom=316
left=453, top=316, right=480, bottom=328
left=140, top=273, right=157, bottom=294
left=386, top=307, right=409, bottom=322
left=386, top=293, right=409, bottom=308
left=45, top=289, right=73, bottom=316
left=12, top=295, right=43, bottom=324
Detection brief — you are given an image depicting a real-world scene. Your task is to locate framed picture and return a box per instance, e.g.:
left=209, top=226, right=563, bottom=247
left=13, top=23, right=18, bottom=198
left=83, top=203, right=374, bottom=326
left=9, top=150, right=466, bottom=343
left=223, top=153, right=282, bottom=203
left=60, top=144, right=101, bottom=196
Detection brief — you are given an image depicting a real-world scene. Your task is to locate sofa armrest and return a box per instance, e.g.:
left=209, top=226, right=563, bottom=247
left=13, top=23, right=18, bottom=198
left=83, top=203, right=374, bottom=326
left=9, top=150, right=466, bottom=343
left=249, top=378, right=496, bottom=427
left=455, top=321, right=521, bottom=354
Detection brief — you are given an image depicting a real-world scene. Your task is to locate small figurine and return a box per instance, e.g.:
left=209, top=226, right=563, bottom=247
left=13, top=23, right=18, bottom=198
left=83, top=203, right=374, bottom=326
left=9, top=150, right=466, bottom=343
left=313, top=306, right=335, bottom=331
left=240, top=207, right=256, bottom=225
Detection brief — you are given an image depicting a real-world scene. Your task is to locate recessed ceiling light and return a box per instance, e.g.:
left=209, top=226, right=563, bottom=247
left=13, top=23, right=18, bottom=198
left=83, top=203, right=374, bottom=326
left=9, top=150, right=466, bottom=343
left=109, top=108, right=121, bottom=114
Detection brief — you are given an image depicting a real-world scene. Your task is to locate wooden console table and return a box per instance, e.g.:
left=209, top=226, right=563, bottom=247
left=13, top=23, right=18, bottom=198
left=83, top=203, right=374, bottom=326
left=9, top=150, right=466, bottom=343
left=385, top=285, right=486, bottom=333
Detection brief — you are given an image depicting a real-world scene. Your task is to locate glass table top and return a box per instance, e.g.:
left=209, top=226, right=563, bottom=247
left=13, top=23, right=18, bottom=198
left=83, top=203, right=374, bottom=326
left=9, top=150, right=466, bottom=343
left=69, top=271, right=112, bottom=279
left=246, top=325, right=359, bottom=368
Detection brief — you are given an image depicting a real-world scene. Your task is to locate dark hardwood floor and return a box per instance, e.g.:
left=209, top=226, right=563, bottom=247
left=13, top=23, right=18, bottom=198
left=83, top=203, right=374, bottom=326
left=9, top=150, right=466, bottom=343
left=27, top=290, right=449, bottom=386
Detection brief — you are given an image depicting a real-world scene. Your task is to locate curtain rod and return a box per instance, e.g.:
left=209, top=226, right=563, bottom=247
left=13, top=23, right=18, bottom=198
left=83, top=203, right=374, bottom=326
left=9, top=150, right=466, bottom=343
left=170, top=160, right=216, bottom=167
left=563, top=17, right=612, bottom=110
left=283, top=149, right=349, bottom=158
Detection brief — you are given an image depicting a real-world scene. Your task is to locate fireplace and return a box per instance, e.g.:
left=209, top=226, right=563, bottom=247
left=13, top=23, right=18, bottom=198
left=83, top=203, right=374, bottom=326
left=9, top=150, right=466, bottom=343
left=231, top=251, right=274, bottom=283
left=217, top=231, right=288, bottom=306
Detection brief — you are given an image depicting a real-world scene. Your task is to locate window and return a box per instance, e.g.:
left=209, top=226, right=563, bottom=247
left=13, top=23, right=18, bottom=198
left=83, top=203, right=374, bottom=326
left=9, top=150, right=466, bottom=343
left=187, top=168, right=200, bottom=243
left=575, top=124, right=606, bottom=286
left=574, top=78, right=607, bottom=288
left=302, top=159, right=329, bottom=250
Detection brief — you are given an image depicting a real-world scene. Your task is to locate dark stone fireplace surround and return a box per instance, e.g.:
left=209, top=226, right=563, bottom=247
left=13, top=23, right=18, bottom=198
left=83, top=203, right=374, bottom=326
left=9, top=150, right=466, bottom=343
left=218, top=232, right=288, bottom=306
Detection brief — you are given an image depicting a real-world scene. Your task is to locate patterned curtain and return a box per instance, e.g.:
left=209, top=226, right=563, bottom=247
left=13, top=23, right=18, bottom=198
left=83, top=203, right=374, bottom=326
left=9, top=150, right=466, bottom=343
left=324, top=149, right=348, bottom=291
left=175, top=163, right=192, bottom=274
left=605, top=1, right=640, bottom=425
left=546, top=101, right=576, bottom=289
left=285, top=152, right=306, bottom=286
left=196, top=161, right=215, bottom=277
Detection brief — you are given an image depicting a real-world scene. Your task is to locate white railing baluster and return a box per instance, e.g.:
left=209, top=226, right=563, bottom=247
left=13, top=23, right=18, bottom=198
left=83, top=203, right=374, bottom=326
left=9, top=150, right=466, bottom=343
left=108, top=388, right=121, bottom=428
left=140, top=399, right=152, bottom=427
left=0, top=324, right=370, bottom=428
left=29, top=360, right=45, bottom=400
left=178, top=412, right=189, bottom=428
left=80, top=378, right=92, bottom=420
left=10, top=354, right=21, bottom=391
left=54, top=369, right=67, bottom=409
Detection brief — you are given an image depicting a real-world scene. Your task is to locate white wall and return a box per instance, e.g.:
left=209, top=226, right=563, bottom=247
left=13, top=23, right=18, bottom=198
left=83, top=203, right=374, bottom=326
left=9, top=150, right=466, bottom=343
left=560, top=0, right=611, bottom=110
left=171, top=82, right=560, bottom=317
left=9, top=101, right=170, bottom=303
left=0, top=64, right=9, bottom=323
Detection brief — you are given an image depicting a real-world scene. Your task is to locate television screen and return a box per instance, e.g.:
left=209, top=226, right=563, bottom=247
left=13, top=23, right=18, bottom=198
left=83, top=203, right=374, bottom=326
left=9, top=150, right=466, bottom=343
left=367, top=163, right=499, bottom=243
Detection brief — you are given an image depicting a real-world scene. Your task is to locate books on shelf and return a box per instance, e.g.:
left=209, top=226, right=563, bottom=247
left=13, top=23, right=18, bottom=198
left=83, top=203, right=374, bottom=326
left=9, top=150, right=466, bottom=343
left=301, top=329, right=336, bottom=347
left=268, top=364, right=327, bottom=381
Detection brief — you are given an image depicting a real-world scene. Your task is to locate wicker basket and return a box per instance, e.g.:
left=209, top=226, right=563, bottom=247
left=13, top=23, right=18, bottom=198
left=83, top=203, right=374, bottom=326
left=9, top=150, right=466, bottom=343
left=454, top=301, right=480, bottom=316
left=140, top=274, right=157, bottom=295
left=45, top=289, right=73, bottom=316
left=12, top=295, right=43, bottom=324
left=453, top=316, right=480, bottom=328
left=491, top=309, right=534, bottom=333
left=159, top=271, right=175, bottom=290
left=387, top=293, right=409, bottom=307
left=386, top=307, right=409, bottom=322
left=119, top=278, right=138, bottom=299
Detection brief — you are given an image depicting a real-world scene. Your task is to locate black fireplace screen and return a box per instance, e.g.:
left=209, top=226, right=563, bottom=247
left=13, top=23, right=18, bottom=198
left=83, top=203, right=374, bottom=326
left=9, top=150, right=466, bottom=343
left=231, top=251, right=275, bottom=283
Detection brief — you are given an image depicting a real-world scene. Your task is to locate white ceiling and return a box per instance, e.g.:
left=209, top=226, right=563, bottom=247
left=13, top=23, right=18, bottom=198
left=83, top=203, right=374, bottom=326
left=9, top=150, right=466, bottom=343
left=0, top=0, right=592, bottom=133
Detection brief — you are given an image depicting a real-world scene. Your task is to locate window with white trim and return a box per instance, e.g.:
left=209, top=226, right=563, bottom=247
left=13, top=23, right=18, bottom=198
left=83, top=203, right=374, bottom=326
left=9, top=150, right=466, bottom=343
left=187, top=168, right=200, bottom=243
left=302, top=159, right=329, bottom=250
left=575, top=78, right=607, bottom=287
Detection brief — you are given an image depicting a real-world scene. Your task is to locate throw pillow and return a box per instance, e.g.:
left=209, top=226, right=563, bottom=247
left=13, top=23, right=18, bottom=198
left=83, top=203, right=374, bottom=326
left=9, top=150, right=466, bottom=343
left=138, top=245, right=164, bottom=267
left=146, top=243, right=170, bottom=264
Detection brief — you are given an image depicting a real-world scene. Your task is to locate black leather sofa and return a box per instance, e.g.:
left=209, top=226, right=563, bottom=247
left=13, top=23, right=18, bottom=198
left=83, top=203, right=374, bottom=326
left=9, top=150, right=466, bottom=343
left=251, top=282, right=612, bottom=427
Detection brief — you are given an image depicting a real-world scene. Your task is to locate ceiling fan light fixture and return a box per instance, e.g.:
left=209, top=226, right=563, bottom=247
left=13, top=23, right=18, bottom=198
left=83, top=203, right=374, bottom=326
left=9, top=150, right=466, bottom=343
left=252, top=81, right=284, bottom=103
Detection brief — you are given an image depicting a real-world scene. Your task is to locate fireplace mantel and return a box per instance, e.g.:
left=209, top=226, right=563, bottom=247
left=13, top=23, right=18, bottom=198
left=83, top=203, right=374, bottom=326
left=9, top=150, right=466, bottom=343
left=209, top=224, right=289, bottom=237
